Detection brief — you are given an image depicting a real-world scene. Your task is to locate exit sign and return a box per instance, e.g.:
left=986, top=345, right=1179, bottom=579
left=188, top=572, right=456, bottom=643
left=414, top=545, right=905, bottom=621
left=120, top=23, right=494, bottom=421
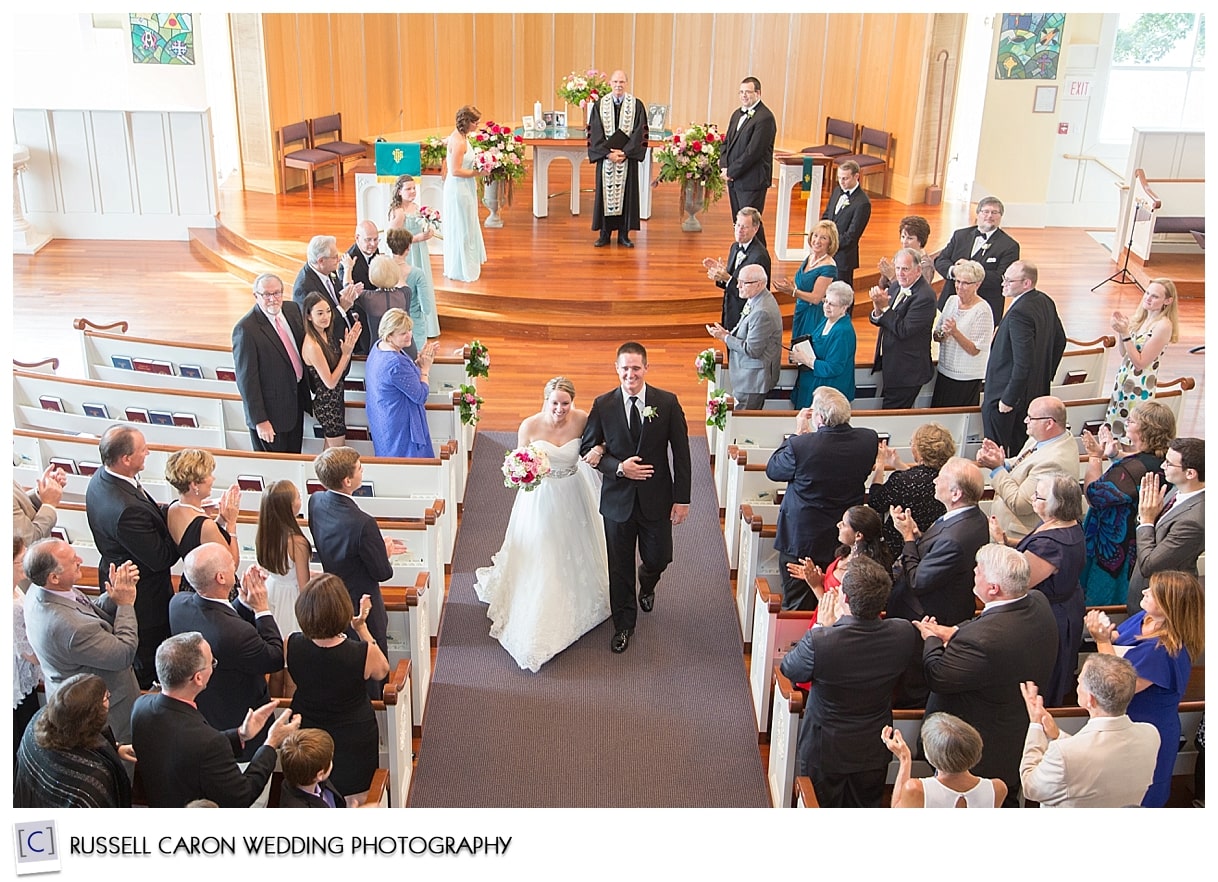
left=1064, top=77, right=1092, bottom=98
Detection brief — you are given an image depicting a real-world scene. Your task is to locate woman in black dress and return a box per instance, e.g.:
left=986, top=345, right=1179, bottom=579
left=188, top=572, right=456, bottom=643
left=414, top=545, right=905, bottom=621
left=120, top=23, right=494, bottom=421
left=287, top=574, right=389, bottom=799
left=164, top=448, right=241, bottom=594
left=867, top=422, right=956, bottom=554
left=301, top=292, right=361, bottom=449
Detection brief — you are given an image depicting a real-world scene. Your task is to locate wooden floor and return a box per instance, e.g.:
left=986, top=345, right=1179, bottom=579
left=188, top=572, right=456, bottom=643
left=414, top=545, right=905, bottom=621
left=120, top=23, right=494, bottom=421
left=12, top=165, right=1206, bottom=437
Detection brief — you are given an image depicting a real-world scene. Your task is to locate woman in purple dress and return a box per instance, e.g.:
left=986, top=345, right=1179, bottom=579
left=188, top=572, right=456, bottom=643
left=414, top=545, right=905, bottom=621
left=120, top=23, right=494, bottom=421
left=364, top=309, right=438, bottom=459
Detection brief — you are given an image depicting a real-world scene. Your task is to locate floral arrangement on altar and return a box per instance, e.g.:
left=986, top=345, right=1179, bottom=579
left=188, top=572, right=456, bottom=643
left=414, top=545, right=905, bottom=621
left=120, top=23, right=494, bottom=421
left=470, top=122, right=526, bottom=184
left=457, top=383, right=483, bottom=426
left=695, top=348, right=717, bottom=383
left=419, top=205, right=441, bottom=234
left=556, top=69, right=610, bottom=111
left=420, top=136, right=446, bottom=170
left=502, top=444, right=551, bottom=492
left=706, top=389, right=733, bottom=430
left=655, top=123, right=726, bottom=204
left=465, top=340, right=490, bottom=378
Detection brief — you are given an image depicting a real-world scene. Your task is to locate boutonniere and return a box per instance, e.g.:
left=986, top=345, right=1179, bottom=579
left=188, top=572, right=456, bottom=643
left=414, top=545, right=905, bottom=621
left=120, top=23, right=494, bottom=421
left=839, top=196, right=850, bottom=207
left=980, top=242, right=991, bottom=254
left=745, top=107, right=756, bottom=118
left=642, top=406, right=659, bottom=422
left=741, top=302, right=753, bottom=318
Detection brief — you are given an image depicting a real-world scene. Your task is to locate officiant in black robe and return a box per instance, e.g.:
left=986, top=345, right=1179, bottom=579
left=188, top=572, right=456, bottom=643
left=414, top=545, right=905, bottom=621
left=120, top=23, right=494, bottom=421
left=588, top=70, right=648, bottom=248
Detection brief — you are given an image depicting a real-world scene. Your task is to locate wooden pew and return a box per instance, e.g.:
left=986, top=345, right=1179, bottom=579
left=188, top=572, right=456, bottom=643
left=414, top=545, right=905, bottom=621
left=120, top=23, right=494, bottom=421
left=13, top=427, right=457, bottom=566
left=384, top=581, right=432, bottom=730
left=749, top=577, right=813, bottom=735
left=735, top=502, right=780, bottom=644
left=265, top=766, right=390, bottom=808
left=767, top=666, right=804, bottom=807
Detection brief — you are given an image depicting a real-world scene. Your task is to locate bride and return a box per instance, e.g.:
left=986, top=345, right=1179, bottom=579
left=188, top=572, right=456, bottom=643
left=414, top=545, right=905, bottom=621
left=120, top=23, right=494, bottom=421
left=474, top=377, right=611, bottom=672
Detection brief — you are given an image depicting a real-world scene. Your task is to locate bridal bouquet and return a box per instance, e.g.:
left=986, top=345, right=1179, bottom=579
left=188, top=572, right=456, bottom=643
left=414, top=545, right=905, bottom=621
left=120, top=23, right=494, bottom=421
left=655, top=123, right=727, bottom=204
left=695, top=348, right=717, bottom=383
left=470, top=122, right=526, bottom=184
left=706, top=389, right=734, bottom=430
left=420, top=136, right=446, bottom=170
left=457, top=383, right=482, bottom=426
left=502, top=444, right=551, bottom=492
left=556, top=69, right=610, bottom=108
left=419, top=205, right=441, bottom=234
left=465, top=340, right=490, bottom=378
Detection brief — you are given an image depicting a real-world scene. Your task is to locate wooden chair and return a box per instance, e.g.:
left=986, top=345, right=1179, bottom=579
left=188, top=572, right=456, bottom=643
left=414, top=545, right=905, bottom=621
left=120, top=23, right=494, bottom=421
left=278, top=120, right=340, bottom=198
left=310, top=113, right=367, bottom=177
left=801, top=117, right=857, bottom=158
left=835, top=126, right=893, bottom=196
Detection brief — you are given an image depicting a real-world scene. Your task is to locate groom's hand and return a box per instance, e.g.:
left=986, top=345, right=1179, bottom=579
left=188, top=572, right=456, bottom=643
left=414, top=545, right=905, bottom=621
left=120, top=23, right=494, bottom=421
left=620, top=456, right=653, bottom=480
left=670, top=503, right=689, bottom=525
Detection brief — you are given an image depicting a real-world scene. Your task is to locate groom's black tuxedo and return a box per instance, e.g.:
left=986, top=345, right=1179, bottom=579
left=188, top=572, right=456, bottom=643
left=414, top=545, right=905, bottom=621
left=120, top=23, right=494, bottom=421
left=582, top=385, right=691, bottom=633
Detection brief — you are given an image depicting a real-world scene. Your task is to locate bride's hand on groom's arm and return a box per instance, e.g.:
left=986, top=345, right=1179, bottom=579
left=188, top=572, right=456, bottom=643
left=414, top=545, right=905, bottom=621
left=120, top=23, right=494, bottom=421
left=581, top=445, right=605, bottom=467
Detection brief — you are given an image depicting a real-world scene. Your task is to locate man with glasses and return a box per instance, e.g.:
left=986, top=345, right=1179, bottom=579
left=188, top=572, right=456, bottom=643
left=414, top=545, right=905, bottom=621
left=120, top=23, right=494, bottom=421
left=982, top=260, right=1066, bottom=454
left=705, top=206, right=771, bottom=332
left=720, top=76, right=776, bottom=245
left=131, top=632, right=301, bottom=807
left=976, top=395, right=1077, bottom=541
left=705, top=263, right=781, bottom=409
left=233, top=272, right=312, bottom=453
left=868, top=246, right=936, bottom=409
left=293, top=233, right=368, bottom=354
left=934, top=196, right=1020, bottom=322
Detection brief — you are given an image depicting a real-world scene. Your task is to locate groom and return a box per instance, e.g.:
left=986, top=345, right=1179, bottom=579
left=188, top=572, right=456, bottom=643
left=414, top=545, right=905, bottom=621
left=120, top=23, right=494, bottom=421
left=582, top=342, right=691, bottom=654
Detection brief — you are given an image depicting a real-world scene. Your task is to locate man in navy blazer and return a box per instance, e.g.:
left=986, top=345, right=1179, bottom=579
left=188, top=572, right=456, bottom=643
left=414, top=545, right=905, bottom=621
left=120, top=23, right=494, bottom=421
left=294, top=234, right=369, bottom=354
left=821, top=161, right=871, bottom=289
left=168, top=544, right=284, bottom=759
left=780, top=557, right=921, bottom=807
left=918, top=543, right=1058, bottom=807
left=934, top=196, right=1020, bottom=322
left=307, top=447, right=405, bottom=691
left=84, top=425, right=179, bottom=688
left=581, top=342, right=691, bottom=654
left=706, top=207, right=771, bottom=332
left=868, top=248, right=936, bottom=410
left=131, top=632, right=300, bottom=808
left=720, top=76, right=777, bottom=243
left=233, top=273, right=312, bottom=454
left=766, top=387, right=879, bottom=610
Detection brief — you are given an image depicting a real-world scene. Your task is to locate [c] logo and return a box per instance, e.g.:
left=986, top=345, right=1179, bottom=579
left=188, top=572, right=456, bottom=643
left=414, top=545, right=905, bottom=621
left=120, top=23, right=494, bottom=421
left=12, top=821, right=61, bottom=875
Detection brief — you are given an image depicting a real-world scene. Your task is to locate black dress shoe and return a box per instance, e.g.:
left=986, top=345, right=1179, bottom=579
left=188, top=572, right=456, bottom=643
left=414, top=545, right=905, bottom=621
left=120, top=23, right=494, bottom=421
left=618, top=235, right=635, bottom=248
left=611, top=629, right=633, bottom=653
left=594, top=235, right=611, bottom=247
left=638, top=592, right=655, bottom=612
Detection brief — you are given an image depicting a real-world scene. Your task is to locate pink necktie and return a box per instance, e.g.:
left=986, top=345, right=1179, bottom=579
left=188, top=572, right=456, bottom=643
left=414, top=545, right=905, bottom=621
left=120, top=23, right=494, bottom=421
left=274, top=315, right=304, bottom=381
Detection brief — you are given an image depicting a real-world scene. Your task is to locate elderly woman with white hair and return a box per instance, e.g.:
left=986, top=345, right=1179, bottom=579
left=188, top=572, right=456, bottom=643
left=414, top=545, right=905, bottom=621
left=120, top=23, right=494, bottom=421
left=365, top=309, right=438, bottom=459
left=789, top=280, right=858, bottom=408
left=930, top=258, right=994, bottom=408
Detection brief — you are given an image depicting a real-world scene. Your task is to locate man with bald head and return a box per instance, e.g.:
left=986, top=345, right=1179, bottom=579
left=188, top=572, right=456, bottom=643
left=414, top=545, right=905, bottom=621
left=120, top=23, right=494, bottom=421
left=588, top=69, right=648, bottom=248
left=705, top=263, right=781, bottom=409
left=169, top=543, right=284, bottom=759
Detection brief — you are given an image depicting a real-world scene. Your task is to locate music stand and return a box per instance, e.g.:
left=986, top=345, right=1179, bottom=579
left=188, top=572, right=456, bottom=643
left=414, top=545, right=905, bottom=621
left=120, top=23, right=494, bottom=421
left=1092, top=200, right=1149, bottom=292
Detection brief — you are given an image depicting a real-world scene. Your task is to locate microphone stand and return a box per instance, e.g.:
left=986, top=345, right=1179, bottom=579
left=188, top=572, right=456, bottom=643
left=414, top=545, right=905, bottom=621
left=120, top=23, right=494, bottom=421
left=1092, top=201, right=1147, bottom=292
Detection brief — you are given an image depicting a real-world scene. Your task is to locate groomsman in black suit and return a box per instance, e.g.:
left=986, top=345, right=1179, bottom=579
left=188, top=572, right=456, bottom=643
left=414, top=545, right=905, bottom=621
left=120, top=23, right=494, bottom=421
left=293, top=234, right=369, bottom=354
left=581, top=342, right=691, bottom=654
left=934, top=196, right=1020, bottom=322
left=720, top=76, right=776, bottom=246
left=821, top=160, right=871, bottom=288
left=232, top=273, right=312, bottom=454
left=868, top=248, right=936, bottom=410
left=705, top=206, right=771, bottom=332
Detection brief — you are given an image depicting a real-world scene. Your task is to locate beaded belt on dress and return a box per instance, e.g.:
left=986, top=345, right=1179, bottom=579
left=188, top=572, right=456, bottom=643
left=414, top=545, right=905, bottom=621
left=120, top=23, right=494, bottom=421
left=547, top=465, right=578, bottom=479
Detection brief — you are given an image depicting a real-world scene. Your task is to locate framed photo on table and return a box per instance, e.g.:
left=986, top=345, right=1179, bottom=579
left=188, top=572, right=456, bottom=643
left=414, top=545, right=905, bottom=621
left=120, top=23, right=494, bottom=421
left=542, top=111, right=555, bottom=128
left=522, top=114, right=536, bottom=131
left=647, top=103, right=668, bottom=130
left=555, top=111, right=567, bottom=128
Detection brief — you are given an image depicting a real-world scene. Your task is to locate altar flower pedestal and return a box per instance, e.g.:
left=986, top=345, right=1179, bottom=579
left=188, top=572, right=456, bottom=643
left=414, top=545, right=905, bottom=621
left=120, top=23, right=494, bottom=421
left=680, top=180, right=707, bottom=232
left=483, top=179, right=507, bottom=228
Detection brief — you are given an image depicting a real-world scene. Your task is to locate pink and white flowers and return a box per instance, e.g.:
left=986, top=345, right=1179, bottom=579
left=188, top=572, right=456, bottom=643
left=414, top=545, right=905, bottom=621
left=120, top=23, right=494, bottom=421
left=470, top=121, right=526, bottom=184
left=655, top=123, right=727, bottom=204
left=557, top=69, right=610, bottom=107
left=502, top=444, right=551, bottom=492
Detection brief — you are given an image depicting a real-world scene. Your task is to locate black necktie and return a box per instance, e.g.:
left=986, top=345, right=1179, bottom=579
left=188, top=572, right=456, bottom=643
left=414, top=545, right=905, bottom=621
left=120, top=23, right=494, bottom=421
left=628, top=396, right=642, bottom=445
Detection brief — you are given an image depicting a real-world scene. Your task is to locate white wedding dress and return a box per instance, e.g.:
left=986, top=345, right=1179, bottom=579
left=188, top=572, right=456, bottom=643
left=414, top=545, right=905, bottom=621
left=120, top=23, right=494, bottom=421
left=474, top=438, right=611, bottom=672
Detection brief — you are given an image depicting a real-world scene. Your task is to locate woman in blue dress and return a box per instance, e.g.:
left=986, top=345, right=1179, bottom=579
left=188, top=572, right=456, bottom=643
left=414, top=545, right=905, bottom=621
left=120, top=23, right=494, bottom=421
left=442, top=105, right=487, bottom=283
left=365, top=309, right=437, bottom=459
left=1085, top=570, right=1204, bottom=806
left=386, top=174, right=440, bottom=340
left=775, top=220, right=855, bottom=407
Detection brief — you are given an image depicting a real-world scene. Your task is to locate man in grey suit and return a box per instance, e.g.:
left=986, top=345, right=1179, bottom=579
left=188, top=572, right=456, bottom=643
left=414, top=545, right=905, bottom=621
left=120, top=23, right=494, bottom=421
left=982, top=260, right=1066, bottom=455
left=1128, top=437, right=1205, bottom=612
left=705, top=263, right=781, bottom=409
left=13, top=466, right=66, bottom=549
left=22, top=539, right=141, bottom=743
left=868, top=248, right=936, bottom=409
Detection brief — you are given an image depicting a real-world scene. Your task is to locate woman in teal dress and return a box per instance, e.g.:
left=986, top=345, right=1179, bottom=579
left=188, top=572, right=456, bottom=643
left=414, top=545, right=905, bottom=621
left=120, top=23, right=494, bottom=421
left=1079, top=401, right=1175, bottom=606
left=386, top=175, right=440, bottom=340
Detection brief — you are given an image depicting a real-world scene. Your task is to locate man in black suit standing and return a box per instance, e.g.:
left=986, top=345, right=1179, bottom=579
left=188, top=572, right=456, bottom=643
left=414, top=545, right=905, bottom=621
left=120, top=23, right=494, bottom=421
left=168, top=543, right=284, bottom=760
left=307, top=447, right=405, bottom=689
left=982, top=260, right=1067, bottom=455
left=868, top=247, right=936, bottom=409
left=581, top=342, right=691, bottom=654
left=720, top=76, right=776, bottom=246
left=918, top=543, right=1058, bottom=807
left=233, top=272, right=312, bottom=454
left=780, top=557, right=920, bottom=807
left=131, top=632, right=300, bottom=807
left=887, top=457, right=989, bottom=626
left=293, top=234, right=369, bottom=354
left=84, top=425, right=179, bottom=688
left=821, top=160, right=871, bottom=288
left=704, top=206, right=771, bottom=332
left=934, top=196, right=1020, bottom=322
left=765, top=387, right=879, bottom=610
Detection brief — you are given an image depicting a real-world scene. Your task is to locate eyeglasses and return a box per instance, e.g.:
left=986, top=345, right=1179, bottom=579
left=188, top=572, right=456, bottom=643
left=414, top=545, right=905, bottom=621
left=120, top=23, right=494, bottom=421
left=1001, top=277, right=1026, bottom=286
left=255, top=290, right=284, bottom=300
left=1025, top=415, right=1055, bottom=423
left=196, top=658, right=219, bottom=675
left=739, top=279, right=765, bottom=287
left=1033, top=493, right=1047, bottom=502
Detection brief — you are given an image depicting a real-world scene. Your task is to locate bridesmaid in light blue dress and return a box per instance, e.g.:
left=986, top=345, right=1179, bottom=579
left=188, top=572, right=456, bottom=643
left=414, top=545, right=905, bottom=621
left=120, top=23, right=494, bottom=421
left=386, top=175, right=440, bottom=339
left=442, top=105, right=487, bottom=283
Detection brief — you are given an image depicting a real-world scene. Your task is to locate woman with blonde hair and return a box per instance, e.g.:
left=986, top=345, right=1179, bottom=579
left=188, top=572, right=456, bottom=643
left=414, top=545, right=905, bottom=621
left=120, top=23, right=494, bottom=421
left=930, top=258, right=994, bottom=408
left=1085, top=569, right=1204, bottom=806
left=365, top=308, right=438, bottom=459
left=868, top=421, right=956, bottom=553
left=164, top=448, right=241, bottom=594
left=1106, top=278, right=1179, bottom=441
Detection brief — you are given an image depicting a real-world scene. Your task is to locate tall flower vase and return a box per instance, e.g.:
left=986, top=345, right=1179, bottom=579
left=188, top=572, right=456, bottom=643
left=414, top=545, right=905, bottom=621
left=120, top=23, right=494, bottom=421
left=483, top=179, right=505, bottom=228
left=680, top=179, right=707, bottom=232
